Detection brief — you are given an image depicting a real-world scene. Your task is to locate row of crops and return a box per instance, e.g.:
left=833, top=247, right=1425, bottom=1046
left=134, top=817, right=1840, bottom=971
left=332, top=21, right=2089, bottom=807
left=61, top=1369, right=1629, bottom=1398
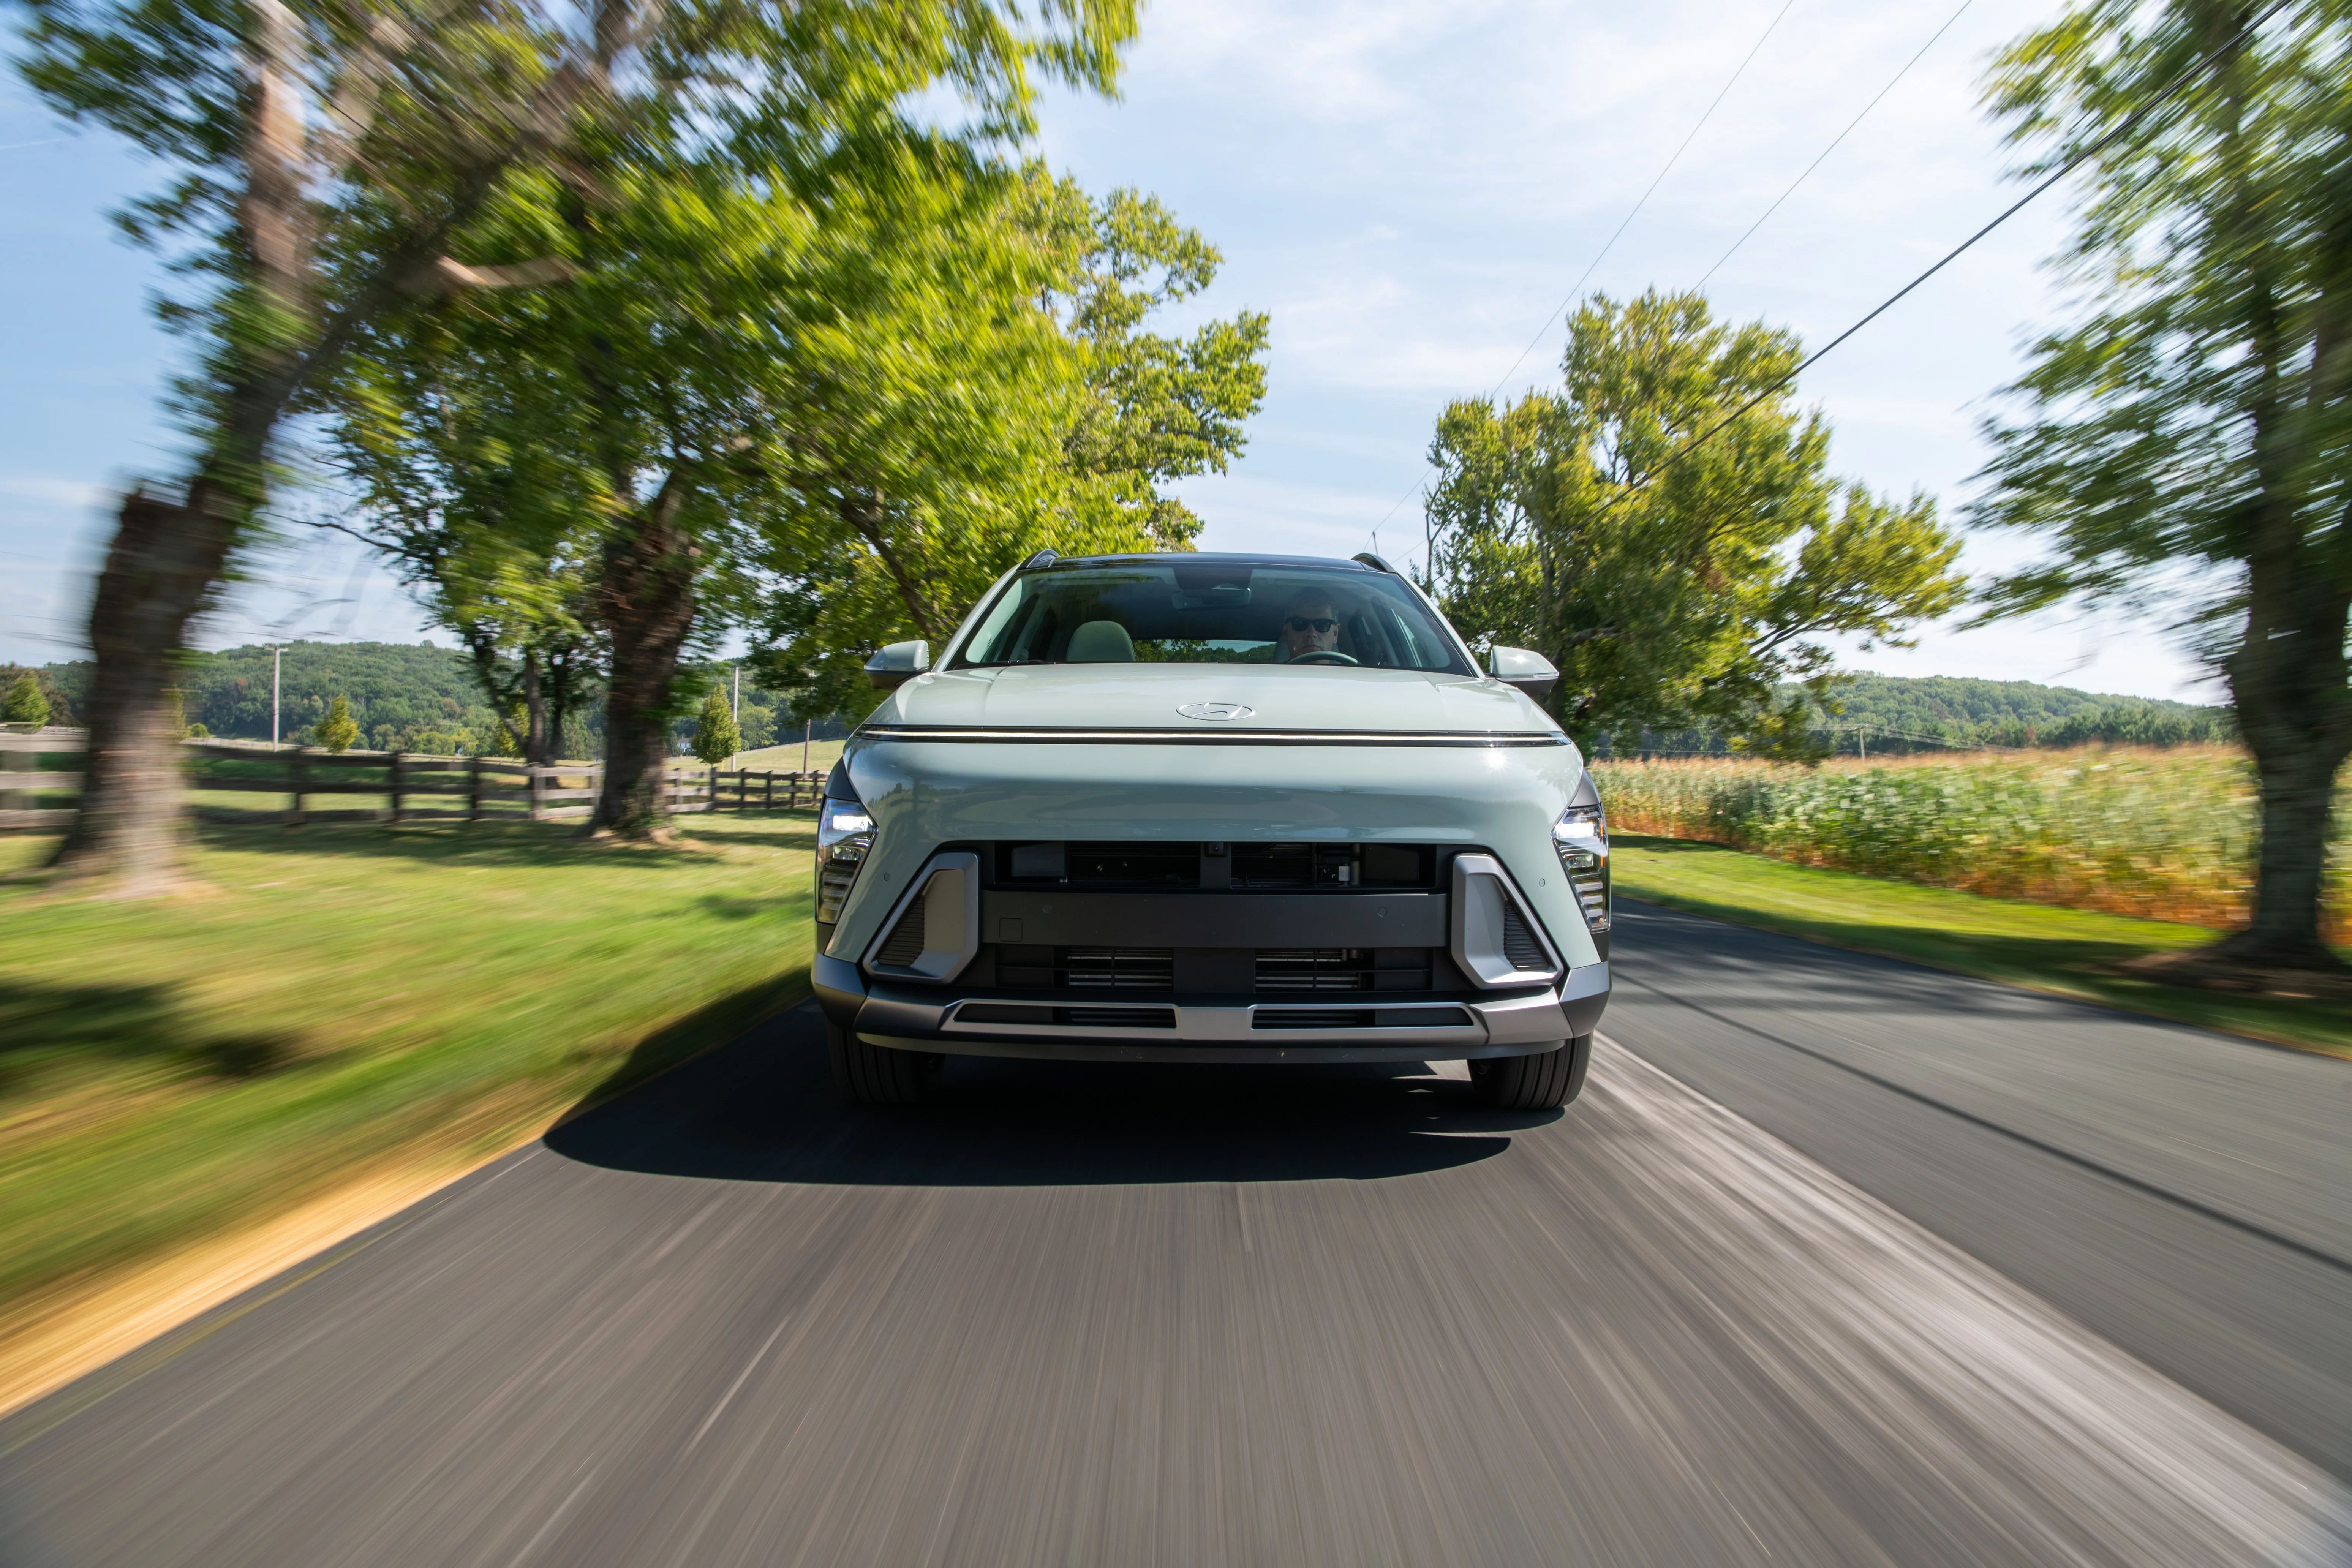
left=1589, top=745, right=2350, bottom=937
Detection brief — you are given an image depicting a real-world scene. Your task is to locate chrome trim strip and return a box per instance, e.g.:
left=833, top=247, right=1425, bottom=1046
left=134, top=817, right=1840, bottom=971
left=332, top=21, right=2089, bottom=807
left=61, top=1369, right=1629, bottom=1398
left=857, top=725, right=1571, bottom=747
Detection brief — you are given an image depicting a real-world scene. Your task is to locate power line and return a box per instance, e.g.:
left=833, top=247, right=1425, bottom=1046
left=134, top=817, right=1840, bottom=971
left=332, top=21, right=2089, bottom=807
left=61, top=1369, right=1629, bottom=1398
left=1694, top=0, right=1974, bottom=290
left=1374, top=0, right=1802, bottom=549
left=1611, top=0, right=2293, bottom=501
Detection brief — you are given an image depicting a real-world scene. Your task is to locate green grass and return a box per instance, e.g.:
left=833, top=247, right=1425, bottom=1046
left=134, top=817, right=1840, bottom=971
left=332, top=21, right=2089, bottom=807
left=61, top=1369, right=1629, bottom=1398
left=0, top=812, right=819, bottom=1320
left=735, top=737, right=845, bottom=775
left=1611, top=835, right=2352, bottom=1060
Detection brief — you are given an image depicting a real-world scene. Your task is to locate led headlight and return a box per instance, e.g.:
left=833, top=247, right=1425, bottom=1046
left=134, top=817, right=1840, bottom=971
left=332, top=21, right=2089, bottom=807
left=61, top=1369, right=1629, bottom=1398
left=815, top=772, right=876, bottom=926
left=1552, top=776, right=1609, bottom=945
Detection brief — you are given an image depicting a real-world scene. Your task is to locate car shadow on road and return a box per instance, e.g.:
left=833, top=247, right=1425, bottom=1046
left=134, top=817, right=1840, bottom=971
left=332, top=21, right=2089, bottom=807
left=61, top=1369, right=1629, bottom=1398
left=547, top=1001, right=1552, bottom=1187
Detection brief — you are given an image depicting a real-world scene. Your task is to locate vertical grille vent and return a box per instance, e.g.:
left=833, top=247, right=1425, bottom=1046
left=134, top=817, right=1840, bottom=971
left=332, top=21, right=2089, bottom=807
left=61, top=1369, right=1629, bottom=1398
left=1499, top=903, right=1547, bottom=972
left=874, top=899, right=927, bottom=967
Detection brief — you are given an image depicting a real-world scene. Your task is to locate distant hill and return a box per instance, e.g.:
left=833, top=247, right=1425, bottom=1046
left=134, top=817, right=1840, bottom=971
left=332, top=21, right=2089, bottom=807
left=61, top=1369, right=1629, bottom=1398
left=1590, top=672, right=2234, bottom=758
left=30, top=640, right=846, bottom=755
left=1806, top=673, right=2232, bottom=753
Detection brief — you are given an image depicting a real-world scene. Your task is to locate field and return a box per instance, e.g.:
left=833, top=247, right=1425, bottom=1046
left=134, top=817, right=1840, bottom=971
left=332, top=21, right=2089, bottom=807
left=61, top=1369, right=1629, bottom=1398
left=1591, top=745, right=2349, bottom=939
left=0, top=813, right=819, bottom=1389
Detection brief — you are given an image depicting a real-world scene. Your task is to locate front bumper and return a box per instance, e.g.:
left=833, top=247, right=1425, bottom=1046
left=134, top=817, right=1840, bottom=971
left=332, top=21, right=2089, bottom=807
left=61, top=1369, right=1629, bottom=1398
left=811, top=953, right=1610, bottom=1064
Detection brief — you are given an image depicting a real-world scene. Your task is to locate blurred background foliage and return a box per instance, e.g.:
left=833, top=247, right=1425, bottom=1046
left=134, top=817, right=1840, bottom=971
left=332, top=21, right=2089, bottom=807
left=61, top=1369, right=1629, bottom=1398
left=1594, top=748, right=2348, bottom=940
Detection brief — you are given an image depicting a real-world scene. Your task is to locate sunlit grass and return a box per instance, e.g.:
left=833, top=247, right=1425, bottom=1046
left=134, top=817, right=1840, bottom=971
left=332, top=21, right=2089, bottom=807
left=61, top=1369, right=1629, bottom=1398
left=0, top=814, right=817, bottom=1317
left=1612, top=835, right=2350, bottom=1059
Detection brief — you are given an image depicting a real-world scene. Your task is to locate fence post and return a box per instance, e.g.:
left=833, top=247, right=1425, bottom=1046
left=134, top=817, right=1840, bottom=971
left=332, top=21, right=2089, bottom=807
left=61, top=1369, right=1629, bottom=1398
left=390, top=751, right=405, bottom=824
left=764, top=771, right=775, bottom=811
left=468, top=754, right=483, bottom=822
left=286, top=748, right=307, bottom=828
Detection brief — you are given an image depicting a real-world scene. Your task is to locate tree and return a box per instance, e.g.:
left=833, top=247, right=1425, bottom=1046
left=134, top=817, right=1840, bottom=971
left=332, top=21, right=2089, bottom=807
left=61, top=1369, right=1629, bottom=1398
left=1423, top=291, right=1966, bottom=756
left=14, top=0, right=656, bottom=890
left=315, top=692, right=359, bottom=751
left=330, top=5, right=1143, bottom=838
left=3, top=672, right=50, bottom=727
left=1973, top=0, right=2352, bottom=974
left=751, top=176, right=1270, bottom=724
left=689, top=685, right=738, bottom=766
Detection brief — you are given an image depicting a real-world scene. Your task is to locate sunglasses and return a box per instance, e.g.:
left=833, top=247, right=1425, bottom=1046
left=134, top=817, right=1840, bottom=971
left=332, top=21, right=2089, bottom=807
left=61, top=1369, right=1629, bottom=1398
left=1284, top=616, right=1339, bottom=634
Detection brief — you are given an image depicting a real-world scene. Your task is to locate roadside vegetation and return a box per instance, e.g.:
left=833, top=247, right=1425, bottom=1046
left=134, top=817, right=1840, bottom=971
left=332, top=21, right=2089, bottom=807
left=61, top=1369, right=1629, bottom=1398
left=0, top=816, right=815, bottom=1351
left=1611, top=836, right=2349, bottom=1060
left=1593, top=747, right=2348, bottom=940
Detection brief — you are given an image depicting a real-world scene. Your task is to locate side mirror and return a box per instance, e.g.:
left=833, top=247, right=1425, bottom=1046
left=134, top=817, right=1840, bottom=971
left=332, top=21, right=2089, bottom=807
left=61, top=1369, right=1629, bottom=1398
left=863, top=640, right=932, bottom=690
left=1488, top=645, right=1559, bottom=704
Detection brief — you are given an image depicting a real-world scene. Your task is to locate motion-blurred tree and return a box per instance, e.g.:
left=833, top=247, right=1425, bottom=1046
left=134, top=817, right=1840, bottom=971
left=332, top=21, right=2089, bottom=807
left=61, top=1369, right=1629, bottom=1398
left=1973, top=0, right=2352, bottom=975
left=315, top=693, right=359, bottom=751
left=689, top=686, right=738, bottom=767
left=1423, top=291, right=1965, bottom=758
left=3, top=672, right=50, bottom=727
left=12, top=0, right=659, bottom=890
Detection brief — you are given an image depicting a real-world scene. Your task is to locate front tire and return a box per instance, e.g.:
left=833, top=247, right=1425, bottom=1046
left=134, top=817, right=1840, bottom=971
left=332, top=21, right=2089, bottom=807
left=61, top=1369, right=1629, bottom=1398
left=1470, top=1035, right=1590, bottom=1110
left=828, top=1021, right=941, bottom=1105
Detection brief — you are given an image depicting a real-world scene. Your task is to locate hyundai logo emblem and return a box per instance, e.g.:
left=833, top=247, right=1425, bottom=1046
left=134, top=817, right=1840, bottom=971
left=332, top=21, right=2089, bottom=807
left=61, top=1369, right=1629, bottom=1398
left=1177, top=702, right=1254, bottom=721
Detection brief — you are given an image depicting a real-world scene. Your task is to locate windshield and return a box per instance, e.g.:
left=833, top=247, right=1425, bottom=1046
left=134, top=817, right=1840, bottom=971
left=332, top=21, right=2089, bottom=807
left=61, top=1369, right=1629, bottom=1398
left=952, top=563, right=1474, bottom=674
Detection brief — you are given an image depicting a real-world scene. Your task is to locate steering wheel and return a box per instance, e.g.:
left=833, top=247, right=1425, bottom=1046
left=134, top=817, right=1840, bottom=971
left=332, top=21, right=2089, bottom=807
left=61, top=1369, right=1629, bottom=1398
left=1288, top=650, right=1358, bottom=667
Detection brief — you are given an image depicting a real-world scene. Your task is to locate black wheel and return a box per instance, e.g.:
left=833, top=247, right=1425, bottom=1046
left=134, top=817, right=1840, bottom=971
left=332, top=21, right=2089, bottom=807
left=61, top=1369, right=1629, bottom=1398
left=827, top=1021, right=942, bottom=1105
left=1470, top=1035, right=1590, bottom=1110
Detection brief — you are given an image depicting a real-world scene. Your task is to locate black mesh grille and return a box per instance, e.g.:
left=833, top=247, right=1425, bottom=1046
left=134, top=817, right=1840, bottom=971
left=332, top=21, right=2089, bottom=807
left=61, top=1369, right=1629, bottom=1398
left=1255, top=948, right=1372, bottom=990
left=1252, top=1008, right=1374, bottom=1030
left=1057, top=1005, right=1176, bottom=1029
left=1498, top=903, right=1547, bottom=972
left=1060, top=948, right=1175, bottom=989
left=874, top=898, right=926, bottom=966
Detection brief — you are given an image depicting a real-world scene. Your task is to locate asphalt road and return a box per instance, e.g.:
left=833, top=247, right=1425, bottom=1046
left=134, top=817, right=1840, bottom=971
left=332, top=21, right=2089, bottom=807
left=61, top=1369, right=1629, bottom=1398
left=4, top=901, right=2348, bottom=1566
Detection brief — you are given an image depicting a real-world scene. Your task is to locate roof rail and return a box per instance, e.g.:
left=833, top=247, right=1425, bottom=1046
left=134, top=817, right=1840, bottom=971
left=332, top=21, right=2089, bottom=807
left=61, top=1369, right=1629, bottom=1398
left=1352, top=552, right=1397, bottom=574
left=1020, top=548, right=1060, bottom=570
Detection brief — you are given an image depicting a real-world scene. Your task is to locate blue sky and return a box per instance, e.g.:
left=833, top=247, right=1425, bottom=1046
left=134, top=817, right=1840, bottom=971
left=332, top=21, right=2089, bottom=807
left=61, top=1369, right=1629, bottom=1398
left=0, top=0, right=2218, bottom=700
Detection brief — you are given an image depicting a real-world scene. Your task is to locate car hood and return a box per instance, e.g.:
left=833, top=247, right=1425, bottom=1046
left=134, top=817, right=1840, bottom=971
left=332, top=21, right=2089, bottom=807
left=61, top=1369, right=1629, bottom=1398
left=875, top=662, right=1560, bottom=736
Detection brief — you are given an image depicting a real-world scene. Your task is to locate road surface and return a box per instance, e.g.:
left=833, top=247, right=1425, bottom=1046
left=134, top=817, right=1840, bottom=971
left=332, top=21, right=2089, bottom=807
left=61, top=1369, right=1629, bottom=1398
left=3, top=899, right=2347, bottom=1566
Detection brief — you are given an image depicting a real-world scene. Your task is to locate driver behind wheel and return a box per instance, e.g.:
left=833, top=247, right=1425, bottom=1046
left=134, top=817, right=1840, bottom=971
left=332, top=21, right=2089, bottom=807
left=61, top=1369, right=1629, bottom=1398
left=1279, top=590, right=1345, bottom=662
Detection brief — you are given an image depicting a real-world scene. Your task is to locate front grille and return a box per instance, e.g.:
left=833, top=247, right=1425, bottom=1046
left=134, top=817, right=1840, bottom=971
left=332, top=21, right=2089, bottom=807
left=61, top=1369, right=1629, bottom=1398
left=1060, top=948, right=1175, bottom=990
left=1231, top=842, right=1436, bottom=889
left=956, top=1002, right=1176, bottom=1029
left=1255, top=948, right=1372, bottom=990
left=996, top=841, right=1200, bottom=888
left=1057, top=1006, right=1176, bottom=1029
left=1253, top=1008, right=1374, bottom=1030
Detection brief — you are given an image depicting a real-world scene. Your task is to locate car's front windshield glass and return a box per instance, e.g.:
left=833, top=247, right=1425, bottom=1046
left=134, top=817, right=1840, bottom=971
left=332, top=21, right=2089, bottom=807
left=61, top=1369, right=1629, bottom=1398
left=952, top=563, right=1473, bottom=674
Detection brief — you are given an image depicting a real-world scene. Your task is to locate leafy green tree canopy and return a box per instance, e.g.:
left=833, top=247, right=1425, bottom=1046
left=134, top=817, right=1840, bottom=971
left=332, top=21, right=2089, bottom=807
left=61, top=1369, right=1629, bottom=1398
left=1972, top=0, right=2352, bottom=973
left=3, top=672, right=50, bottom=727
left=315, top=693, right=360, bottom=752
left=689, top=685, right=739, bottom=765
left=1423, top=290, right=1965, bottom=757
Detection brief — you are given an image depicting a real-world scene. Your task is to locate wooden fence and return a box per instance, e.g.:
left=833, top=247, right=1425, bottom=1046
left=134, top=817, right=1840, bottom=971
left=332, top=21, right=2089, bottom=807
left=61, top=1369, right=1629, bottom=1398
left=0, top=729, right=826, bottom=831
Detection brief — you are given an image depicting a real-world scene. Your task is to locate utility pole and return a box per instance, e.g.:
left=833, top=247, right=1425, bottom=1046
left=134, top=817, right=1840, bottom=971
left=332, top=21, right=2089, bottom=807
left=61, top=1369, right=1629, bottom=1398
left=272, top=643, right=283, bottom=748
left=730, top=662, right=740, bottom=770
left=801, top=716, right=811, bottom=776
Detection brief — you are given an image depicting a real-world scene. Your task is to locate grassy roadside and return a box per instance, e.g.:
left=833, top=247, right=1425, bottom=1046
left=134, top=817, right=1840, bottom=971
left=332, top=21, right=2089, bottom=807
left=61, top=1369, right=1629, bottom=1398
left=1611, top=835, right=2352, bottom=1061
left=0, top=812, right=819, bottom=1342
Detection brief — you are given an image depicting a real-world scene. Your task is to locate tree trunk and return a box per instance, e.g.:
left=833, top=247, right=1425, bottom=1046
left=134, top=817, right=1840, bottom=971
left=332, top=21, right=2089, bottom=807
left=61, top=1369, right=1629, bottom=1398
left=520, top=648, right=550, bottom=766
left=46, top=487, right=242, bottom=889
left=2215, top=576, right=2352, bottom=971
left=590, top=484, right=698, bottom=837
